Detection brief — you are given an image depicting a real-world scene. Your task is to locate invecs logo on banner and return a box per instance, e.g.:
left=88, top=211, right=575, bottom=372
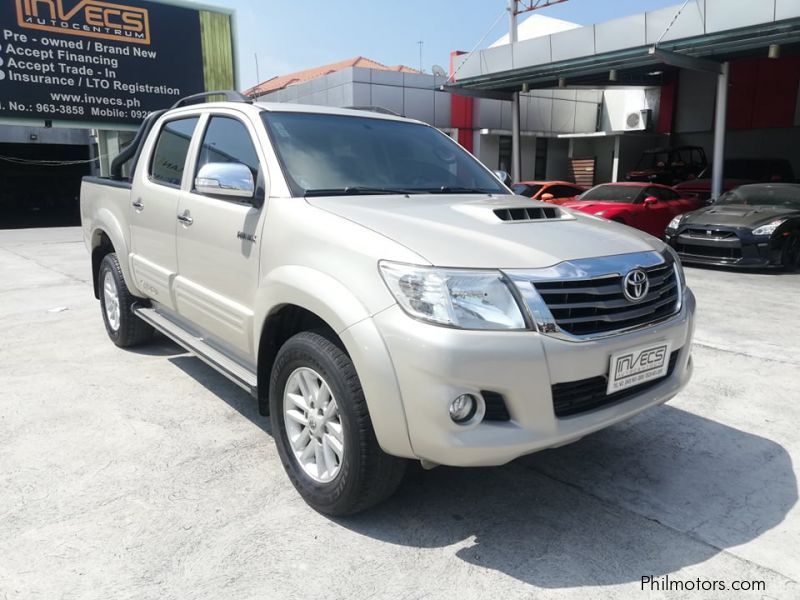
left=15, top=0, right=151, bottom=45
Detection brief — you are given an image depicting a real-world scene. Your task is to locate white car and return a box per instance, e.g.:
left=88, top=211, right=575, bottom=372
left=80, top=91, right=695, bottom=515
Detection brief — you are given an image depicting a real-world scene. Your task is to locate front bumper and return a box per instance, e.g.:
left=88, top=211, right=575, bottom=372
left=372, top=289, right=695, bottom=467
left=666, top=226, right=779, bottom=268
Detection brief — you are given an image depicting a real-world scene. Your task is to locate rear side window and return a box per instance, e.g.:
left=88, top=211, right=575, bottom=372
left=196, top=116, right=260, bottom=179
left=149, top=117, right=200, bottom=187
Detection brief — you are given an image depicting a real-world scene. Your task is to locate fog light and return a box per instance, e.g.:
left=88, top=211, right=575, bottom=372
left=450, top=394, right=477, bottom=423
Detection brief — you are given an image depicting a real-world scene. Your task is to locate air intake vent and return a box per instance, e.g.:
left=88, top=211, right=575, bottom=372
left=494, top=206, right=563, bottom=222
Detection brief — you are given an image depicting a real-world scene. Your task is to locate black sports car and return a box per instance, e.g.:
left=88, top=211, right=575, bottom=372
left=665, top=183, right=800, bottom=270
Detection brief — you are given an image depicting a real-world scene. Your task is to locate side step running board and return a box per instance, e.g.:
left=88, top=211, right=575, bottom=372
left=134, top=307, right=258, bottom=397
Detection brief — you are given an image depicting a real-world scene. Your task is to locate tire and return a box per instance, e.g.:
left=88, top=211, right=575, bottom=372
left=780, top=233, right=800, bottom=272
left=269, top=331, right=406, bottom=516
left=98, top=253, right=154, bottom=348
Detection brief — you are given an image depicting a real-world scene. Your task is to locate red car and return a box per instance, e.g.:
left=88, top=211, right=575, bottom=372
left=560, top=183, right=704, bottom=238
left=512, top=180, right=584, bottom=203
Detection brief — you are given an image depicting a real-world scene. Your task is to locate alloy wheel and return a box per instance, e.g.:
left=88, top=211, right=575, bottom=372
left=283, top=367, right=344, bottom=483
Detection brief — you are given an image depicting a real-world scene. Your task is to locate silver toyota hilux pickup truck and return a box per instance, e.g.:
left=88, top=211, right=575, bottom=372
left=81, top=91, right=695, bottom=515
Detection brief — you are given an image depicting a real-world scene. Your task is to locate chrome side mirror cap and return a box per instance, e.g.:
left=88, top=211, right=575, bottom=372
left=195, top=162, right=255, bottom=199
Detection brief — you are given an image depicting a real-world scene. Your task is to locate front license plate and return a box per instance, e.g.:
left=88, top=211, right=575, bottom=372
left=607, top=341, right=672, bottom=395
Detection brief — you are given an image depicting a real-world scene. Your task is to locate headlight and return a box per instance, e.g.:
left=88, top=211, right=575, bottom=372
left=666, top=215, right=683, bottom=232
left=379, top=261, right=526, bottom=330
left=752, top=219, right=787, bottom=236
left=594, top=210, right=607, bottom=217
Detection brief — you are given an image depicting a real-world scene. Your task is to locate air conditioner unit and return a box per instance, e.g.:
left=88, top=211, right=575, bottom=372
left=624, top=109, right=652, bottom=131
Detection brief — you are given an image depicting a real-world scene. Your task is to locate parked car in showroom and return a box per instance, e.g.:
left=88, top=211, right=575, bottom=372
left=560, top=183, right=704, bottom=238
left=674, top=158, right=795, bottom=202
left=80, top=92, right=695, bottom=515
left=666, top=183, right=800, bottom=269
left=511, top=180, right=584, bottom=203
left=626, top=146, right=707, bottom=185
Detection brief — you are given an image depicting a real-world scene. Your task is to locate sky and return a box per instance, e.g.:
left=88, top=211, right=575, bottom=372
left=211, top=0, right=684, bottom=90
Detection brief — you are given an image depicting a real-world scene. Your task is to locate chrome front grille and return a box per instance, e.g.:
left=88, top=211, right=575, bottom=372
left=505, top=251, right=683, bottom=340
left=532, top=262, right=679, bottom=336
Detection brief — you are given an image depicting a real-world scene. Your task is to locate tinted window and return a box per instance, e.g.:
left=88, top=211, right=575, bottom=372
left=580, top=185, right=644, bottom=203
left=150, top=117, right=199, bottom=186
left=646, top=187, right=674, bottom=201
left=196, top=116, right=260, bottom=179
left=262, top=112, right=507, bottom=196
left=549, top=185, right=581, bottom=198
left=512, top=184, right=543, bottom=197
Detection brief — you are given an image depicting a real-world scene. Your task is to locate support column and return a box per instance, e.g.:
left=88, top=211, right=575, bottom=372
left=508, top=0, right=521, bottom=182
left=711, top=62, right=729, bottom=200
left=611, top=135, right=621, bottom=182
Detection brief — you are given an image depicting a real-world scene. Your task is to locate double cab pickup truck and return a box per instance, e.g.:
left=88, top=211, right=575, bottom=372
left=81, top=91, right=695, bottom=515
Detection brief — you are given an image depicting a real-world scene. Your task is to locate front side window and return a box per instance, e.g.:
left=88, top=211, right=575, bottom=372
left=261, top=112, right=507, bottom=196
left=196, top=116, right=260, bottom=179
left=150, top=117, right=200, bottom=186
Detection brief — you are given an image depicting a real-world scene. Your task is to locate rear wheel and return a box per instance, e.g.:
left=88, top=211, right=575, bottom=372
left=98, top=253, right=153, bottom=347
left=270, top=331, right=406, bottom=515
left=781, top=233, right=800, bottom=271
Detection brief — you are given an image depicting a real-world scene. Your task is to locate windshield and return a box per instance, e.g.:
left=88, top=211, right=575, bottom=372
left=261, top=112, right=508, bottom=196
left=716, top=185, right=800, bottom=208
left=512, top=183, right=543, bottom=197
left=579, top=185, right=644, bottom=203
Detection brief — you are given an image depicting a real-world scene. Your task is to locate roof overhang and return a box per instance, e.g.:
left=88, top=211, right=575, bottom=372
left=448, top=18, right=800, bottom=93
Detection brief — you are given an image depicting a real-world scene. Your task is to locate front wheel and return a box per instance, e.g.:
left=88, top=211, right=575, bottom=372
left=269, top=331, right=406, bottom=515
left=781, top=233, right=800, bottom=271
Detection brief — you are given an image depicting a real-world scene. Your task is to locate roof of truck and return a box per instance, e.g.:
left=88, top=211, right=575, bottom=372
left=167, top=99, right=422, bottom=125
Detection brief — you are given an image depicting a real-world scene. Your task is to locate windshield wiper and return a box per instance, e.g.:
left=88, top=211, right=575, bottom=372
left=420, top=186, right=497, bottom=194
left=304, top=186, right=417, bottom=197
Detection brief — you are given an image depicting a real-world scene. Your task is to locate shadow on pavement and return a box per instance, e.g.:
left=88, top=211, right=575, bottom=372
left=154, top=354, right=797, bottom=588
left=168, top=354, right=271, bottom=435
left=341, top=405, right=796, bottom=588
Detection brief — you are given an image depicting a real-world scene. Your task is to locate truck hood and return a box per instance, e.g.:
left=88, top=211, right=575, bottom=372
left=306, top=194, right=663, bottom=269
left=682, top=204, right=800, bottom=228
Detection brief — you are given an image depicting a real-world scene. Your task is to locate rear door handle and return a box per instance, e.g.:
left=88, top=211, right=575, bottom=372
left=177, top=211, right=193, bottom=225
left=132, top=200, right=144, bottom=210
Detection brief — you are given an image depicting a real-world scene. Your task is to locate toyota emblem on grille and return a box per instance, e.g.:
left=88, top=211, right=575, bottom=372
left=623, top=269, right=649, bottom=302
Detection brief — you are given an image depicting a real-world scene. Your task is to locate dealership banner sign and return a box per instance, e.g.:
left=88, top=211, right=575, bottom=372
left=0, top=0, right=221, bottom=124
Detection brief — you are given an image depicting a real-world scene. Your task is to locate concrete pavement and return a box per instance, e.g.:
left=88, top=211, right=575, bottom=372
left=1, top=227, right=798, bottom=599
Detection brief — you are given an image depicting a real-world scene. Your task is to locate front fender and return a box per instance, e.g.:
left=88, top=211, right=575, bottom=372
left=254, top=266, right=414, bottom=458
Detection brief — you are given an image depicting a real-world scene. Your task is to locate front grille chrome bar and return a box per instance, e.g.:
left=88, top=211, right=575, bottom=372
left=504, top=250, right=683, bottom=342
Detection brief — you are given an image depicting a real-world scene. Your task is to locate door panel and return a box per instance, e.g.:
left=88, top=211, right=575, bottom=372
left=175, top=114, right=264, bottom=361
left=174, top=196, right=260, bottom=356
left=129, top=116, right=199, bottom=309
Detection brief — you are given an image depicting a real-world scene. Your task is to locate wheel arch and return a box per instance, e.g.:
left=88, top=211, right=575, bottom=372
left=253, top=267, right=413, bottom=458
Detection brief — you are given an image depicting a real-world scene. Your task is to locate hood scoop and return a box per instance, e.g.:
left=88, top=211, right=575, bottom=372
left=494, top=205, right=568, bottom=222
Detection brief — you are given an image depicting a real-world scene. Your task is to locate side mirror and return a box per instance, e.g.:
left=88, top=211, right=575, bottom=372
left=494, top=170, right=513, bottom=186
left=195, top=162, right=255, bottom=200
left=540, top=193, right=555, bottom=201
left=643, top=196, right=659, bottom=206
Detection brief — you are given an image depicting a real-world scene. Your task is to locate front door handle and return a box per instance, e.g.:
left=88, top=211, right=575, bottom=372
left=132, top=199, right=144, bottom=210
left=177, top=211, right=193, bottom=225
